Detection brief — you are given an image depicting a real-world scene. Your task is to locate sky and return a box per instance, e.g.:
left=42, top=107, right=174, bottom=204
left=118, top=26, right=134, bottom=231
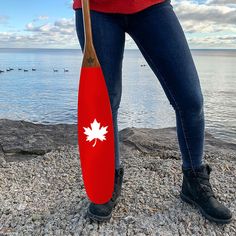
left=0, top=0, right=236, bottom=49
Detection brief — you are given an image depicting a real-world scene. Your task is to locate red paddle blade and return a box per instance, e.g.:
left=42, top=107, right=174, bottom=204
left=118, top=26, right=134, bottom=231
left=78, top=66, right=115, bottom=204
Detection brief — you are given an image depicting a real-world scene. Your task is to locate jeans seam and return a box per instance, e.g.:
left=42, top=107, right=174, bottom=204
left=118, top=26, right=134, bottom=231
left=128, top=33, right=196, bottom=171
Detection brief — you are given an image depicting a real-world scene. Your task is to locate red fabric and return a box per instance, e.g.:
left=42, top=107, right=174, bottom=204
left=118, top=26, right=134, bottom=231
left=73, top=0, right=166, bottom=14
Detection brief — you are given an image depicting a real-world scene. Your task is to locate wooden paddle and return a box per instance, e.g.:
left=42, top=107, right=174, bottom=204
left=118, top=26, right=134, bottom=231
left=77, top=0, right=115, bottom=204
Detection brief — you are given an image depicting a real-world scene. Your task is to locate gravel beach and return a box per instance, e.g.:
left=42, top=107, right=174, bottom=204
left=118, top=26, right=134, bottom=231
left=0, top=119, right=235, bottom=235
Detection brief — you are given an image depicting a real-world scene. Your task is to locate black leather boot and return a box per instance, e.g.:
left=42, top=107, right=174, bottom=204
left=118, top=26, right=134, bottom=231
left=180, top=164, right=232, bottom=224
left=86, top=165, right=124, bottom=222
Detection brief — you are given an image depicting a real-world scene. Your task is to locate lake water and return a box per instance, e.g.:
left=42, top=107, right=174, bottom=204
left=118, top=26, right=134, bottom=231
left=0, top=48, right=235, bottom=144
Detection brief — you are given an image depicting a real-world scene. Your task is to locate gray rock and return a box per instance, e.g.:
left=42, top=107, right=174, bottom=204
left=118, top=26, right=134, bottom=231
left=0, top=144, right=7, bottom=167
left=0, top=119, right=235, bottom=235
left=0, top=119, right=77, bottom=162
left=1, top=119, right=235, bottom=163
left=119, top=126, right=236, bottom=156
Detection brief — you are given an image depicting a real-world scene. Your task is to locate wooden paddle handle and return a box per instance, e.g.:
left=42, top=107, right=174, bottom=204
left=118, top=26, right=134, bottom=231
left=82, top=0, right=100, bottom=67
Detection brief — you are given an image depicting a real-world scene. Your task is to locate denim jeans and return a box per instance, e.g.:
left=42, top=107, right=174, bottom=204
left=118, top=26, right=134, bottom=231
left=75, top=0, right=205, bottom=170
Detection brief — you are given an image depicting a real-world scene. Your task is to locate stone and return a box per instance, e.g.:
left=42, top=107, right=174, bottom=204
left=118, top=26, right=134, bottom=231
left=0, top=119, right=235, bottom=235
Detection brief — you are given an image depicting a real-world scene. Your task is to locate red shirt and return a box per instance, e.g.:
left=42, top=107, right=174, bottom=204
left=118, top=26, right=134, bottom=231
left=73, top=0, right=166, bottom=14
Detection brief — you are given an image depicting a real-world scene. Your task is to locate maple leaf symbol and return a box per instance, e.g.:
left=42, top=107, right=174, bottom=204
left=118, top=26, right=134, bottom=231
left=83, top=118, right=108, bottom=147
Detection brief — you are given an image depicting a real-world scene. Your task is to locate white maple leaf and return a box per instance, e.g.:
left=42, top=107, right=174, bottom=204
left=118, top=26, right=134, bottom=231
left=83, top=118, right=108, bottom=147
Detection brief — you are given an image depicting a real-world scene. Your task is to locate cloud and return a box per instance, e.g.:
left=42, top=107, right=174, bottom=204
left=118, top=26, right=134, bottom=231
left=206, top=0, right=236, bottom=6
left=54, top=18, right=74, bottom=28
left=25, top=18, right=75, bottom=35
left=26, top=23, right=53, bottom=32
left=0, top=17, right=78, bottom=48
left=0, top=30, right=78, bottom=48
left=174, top=1, right=236, bottom=25
left=38, top=15, right=49, bottom=20
left=1, top=1, right=236, bottom=49
left=188, top=35, right=236, bottom=48
left=171, top=0, right=236, bottom=48
left=32, top=15, right=49, bottom=23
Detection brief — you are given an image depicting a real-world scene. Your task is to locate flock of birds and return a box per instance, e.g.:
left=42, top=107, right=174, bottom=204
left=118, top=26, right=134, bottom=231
left=0, top=68, right=69, bottom=73
left=0, top=64, right=147, bottom=73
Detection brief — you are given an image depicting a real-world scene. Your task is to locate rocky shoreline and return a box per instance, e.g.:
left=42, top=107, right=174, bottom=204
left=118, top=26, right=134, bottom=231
left=0, top=119, right=235, bottom=235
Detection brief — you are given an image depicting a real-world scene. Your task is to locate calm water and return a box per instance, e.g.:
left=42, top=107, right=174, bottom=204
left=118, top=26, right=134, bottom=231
left=0, top=48, right=235, bottom=144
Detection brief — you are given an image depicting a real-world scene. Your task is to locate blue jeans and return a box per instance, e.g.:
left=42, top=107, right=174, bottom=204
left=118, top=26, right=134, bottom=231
left=75, top=0, right=205, bottom=170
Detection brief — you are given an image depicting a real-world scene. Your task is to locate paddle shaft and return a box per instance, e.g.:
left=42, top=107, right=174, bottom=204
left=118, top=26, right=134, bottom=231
left=81, top=0, right=100, bottom=67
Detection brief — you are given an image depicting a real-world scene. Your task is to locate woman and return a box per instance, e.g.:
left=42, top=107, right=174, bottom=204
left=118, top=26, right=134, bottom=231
left=73, top=0, right=232, bottom=224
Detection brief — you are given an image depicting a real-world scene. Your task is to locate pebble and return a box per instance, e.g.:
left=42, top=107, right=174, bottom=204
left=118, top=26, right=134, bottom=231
left=0, top=143, right=235, bottom=235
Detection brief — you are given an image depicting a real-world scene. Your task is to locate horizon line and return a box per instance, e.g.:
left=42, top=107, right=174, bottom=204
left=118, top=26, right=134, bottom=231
left=0, top=47, right=236, bottom=51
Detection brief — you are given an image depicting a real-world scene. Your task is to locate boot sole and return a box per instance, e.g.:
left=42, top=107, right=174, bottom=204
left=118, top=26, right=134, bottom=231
left=86, top=200, right=119, bottom=222
left=180, top=192, right=232, bottom=224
